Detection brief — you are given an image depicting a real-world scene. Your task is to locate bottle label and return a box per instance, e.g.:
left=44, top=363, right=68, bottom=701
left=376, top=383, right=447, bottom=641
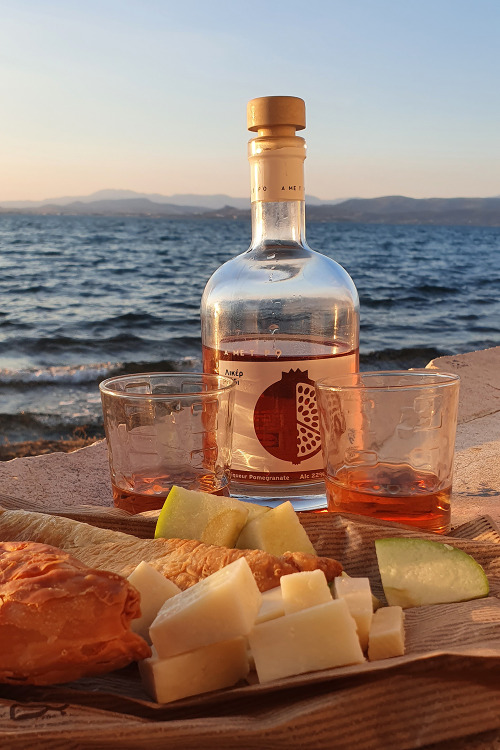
left=218, top=353, right=357, bottom=484
left=249, top=150, right=305, bottom=203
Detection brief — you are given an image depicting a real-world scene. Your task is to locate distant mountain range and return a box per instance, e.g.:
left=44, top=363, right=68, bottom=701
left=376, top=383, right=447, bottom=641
left=306, top=196, right=500, bottom=226
left=0, top=189, right=345, bottom=212
left=1, top=189, right=500, bottom=226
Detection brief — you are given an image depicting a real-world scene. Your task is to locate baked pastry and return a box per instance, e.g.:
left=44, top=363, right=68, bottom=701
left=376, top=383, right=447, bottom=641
left=0, top=541, right=151, bottom=685
left=0, top=506, right=342, bottom=591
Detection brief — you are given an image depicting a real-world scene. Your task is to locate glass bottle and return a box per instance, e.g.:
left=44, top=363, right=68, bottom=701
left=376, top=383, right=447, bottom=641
left=201, top=96, right=359, bottom=504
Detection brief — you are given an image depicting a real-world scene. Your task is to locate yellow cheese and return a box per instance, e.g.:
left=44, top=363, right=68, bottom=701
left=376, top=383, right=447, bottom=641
left=280, top=570, right=332, bottom=614
left=333, top=576, right=374, bottom=651
left=127, top=561, right=181, bottom=642
left=367, top=606, right=405, bottom=661
left=139, top=637, right=249, bottom=703
left=235, top=500, right=316, bottom=555
left=150, top=557, right=262, bottom=658
left=340, top=571, right=381, bottom=610
left=255, top=586, right=285, bottom=624
left=248, top=598, right=364, bottom=683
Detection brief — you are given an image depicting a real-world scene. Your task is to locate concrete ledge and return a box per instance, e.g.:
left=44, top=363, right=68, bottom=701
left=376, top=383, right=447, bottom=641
left=427, top=345, right=500, bottom=425
left=427, top=347, right=500, bottom=526
left=0, top=438, right=112, bottom=510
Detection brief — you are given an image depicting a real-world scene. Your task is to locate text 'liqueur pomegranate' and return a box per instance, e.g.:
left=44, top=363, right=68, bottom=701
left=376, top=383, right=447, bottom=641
left=201, top=96, right=359, bottom=500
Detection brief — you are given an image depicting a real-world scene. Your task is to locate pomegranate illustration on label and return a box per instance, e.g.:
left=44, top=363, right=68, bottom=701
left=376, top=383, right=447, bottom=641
left=253, top=369, right=322, bottom=464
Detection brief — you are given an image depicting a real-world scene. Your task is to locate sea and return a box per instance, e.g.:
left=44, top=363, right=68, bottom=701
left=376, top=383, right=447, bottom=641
left=1, top=214, right=499, bottom=444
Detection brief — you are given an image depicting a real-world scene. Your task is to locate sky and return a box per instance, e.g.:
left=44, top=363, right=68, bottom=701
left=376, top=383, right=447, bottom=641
left=1, top=0, right=499, bottom=202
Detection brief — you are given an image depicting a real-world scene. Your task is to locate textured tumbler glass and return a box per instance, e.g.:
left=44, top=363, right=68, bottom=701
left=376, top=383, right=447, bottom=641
left=99, top=372, right=235, bottom=513
left=315, top=370, right=460, bottom=533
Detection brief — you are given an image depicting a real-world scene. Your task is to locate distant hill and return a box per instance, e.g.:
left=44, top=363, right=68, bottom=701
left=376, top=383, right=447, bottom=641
left=15, top=198, right=206, bottom=217
left=0, top=190, right=248, bottom=212
left=1, top=191, right=500, bottom=225
left=306, top=196, right=500, bottom=226
left=0, top=189, right=348, bottom=212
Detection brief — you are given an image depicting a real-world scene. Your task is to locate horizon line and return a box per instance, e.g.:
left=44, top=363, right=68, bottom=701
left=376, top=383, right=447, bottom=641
left=1, top=188, right=500, bottom=205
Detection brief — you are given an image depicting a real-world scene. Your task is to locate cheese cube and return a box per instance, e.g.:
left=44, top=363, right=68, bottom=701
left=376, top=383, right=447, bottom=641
left=255, top=587, right=285, bottom=624
left=139, top=637, right=249, bottom=703
left=340, top=572, right=381, bottom=611
left=248, top=599, right=364, bottom=683
left=280, top=570, right=332, bottom=614
left=368, top=606, right=405, bottom=661
left=333, top=576, right=374, bottom=651
left=128, top=561, right=181, bottom=642
left=236, top=500, right=316, bottom=555
left=150, top=557, right=262, bottom=658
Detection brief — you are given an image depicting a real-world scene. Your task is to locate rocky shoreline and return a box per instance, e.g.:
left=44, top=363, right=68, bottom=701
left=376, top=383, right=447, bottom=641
left=0, top=436, right=103, bottom=461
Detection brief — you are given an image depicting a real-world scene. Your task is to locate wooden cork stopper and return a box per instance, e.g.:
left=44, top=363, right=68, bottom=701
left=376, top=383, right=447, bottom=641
left=247, top=96, right=306, bottom=135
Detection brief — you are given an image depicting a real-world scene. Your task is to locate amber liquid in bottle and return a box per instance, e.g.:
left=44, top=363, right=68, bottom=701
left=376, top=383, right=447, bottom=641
left=201, top=97, right=359, bottom=501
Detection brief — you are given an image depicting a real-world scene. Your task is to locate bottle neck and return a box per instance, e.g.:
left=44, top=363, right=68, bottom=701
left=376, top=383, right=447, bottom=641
left=248, top=134, right=307, bottom=249
left=250, top=200, right=307, bottom=247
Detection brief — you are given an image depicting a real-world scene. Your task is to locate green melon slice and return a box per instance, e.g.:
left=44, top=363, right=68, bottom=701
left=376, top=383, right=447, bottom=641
left=375, top=537, right=489, bottom=608
left=154, top=485, right=249, bottom=548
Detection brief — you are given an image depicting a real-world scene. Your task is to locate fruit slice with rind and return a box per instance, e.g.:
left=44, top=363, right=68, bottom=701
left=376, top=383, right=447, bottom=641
left=154, top=486, right=249, bottom=548
left=375, top=537, right=489, bottom=608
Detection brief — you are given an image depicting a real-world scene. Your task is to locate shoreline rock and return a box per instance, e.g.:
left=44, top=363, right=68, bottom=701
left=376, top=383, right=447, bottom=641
left=0, top=436, right=103, bottom=461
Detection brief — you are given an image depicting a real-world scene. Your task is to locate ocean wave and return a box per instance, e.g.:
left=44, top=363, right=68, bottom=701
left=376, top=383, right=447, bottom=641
left=108, top=357, right=199, bottom=377
left=0, top=348, right=443, bottom=386
left=360, top=346, right=446, bottom=370
left=416, top=284, right=458, bottom=295
left=0, top=357, right=200, bottom=387
left=0, top=411, right=104, bottom=442
left=103, top=311, right=161, bottom=325
left=0, top=362, right=120, bottom=386
left=1, top=331, right=202, bottom=356
left=359, top=295, right=396, bottom=309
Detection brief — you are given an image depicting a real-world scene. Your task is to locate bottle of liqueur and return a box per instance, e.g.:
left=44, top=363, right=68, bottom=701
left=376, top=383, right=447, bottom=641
left=201, top=96, right=359, bottom=501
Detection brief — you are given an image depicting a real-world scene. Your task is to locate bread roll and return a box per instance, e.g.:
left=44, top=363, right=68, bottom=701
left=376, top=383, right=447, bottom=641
left=0, top=541, right=151, bottom=685
left=0, top=506, right=342, bottom=592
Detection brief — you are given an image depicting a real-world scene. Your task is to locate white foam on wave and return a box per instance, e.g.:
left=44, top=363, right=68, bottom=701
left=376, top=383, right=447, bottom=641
left=0, top=362, right=122, bottom=385
left=0, top=355, right=202, bottom=386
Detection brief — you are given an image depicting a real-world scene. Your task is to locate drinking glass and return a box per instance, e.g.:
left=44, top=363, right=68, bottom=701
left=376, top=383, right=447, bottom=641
left=99, top=372, right=235, bottom=513
left=315, top=370, right=460, bottom=533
